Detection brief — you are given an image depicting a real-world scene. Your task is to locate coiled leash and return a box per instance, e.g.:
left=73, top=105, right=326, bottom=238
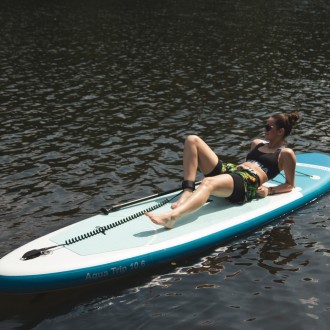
left=21, top=191, right=183, bottom=261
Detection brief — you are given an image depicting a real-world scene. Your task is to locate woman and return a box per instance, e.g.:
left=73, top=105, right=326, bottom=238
left=145, top=111, right=300, bottom=229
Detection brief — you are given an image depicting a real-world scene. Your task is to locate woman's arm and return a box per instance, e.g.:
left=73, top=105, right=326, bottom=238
left=267, top=148, right=296, bottom=195
left=257, top=148, right=296, bottom=197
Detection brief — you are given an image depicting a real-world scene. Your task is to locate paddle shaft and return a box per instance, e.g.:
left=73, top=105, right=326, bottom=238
left=101, top=181, right=201, bottom=214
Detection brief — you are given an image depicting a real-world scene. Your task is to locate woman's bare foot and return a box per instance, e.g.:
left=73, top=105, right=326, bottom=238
left=145, top=211, right=177, bottom=229
left=171, top=190, right=193, bottom=209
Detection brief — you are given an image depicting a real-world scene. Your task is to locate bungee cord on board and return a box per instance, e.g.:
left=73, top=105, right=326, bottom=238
left=21, top=191, right=182, bottom=261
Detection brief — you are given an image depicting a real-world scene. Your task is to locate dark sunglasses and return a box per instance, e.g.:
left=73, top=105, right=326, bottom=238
left=264, top=124, right=275, bottom=131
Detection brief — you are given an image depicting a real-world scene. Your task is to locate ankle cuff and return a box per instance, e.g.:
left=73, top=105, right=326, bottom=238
left=182, top=180, right=195, bottom=191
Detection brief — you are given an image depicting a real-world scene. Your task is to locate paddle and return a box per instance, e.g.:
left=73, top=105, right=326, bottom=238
left=100, top=181, right=201, bottom=215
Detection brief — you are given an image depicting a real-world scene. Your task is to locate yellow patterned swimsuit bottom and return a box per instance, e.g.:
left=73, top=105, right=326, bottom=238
left=220, top=162, right=260, bottom=203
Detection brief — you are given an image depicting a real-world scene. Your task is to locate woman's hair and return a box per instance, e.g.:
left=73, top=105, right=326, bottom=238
left=272, top=111, right=300, bottom=137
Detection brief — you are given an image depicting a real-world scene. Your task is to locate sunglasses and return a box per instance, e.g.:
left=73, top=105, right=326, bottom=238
left=264, top=124, right=275, bottom=131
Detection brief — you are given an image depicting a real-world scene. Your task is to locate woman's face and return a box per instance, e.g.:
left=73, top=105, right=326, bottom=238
left=264, top=117, right=282, bottom=139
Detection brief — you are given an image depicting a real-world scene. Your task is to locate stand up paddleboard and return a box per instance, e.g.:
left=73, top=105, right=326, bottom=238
left=0, top=153, right=329, bottom=294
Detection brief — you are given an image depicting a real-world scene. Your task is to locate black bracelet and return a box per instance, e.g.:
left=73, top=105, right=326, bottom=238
left=268, top=187, right=275, bottom=195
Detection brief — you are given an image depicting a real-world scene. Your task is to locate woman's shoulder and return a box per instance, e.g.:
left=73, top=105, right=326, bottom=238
left=280, top=146, right=295, bottom=155
left=279, top=147, right=296, bottom=162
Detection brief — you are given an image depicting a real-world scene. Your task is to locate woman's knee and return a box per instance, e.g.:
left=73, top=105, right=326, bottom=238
left=184, top=135, right=202, bottom=147
left=185, top=134, right=200, bottom=143
left=200, top=177, right=216, bottom=191
left=200, top=175, right=234, bottom=197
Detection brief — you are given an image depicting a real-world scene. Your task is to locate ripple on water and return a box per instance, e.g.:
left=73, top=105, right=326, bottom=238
left=0, top=0, right=329, bottom=329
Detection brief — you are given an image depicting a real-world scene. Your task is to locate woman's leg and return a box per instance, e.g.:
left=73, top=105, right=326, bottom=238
left=172, top=135, right=219, bottom=209
left=146, top=174, right=234, bottom=228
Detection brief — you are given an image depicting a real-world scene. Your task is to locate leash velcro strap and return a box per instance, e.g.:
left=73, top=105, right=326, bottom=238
left=182, top=180, right=195, bottom=191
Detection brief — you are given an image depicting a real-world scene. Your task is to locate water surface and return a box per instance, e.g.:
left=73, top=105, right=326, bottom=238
left=0, top=0, right=329, bottom=329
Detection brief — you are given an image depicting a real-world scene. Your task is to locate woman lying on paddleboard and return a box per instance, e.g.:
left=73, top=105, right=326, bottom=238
left=145, top=111, right=300, bottom=229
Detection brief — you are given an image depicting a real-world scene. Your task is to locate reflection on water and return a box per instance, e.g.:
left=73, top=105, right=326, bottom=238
left=186, top=218, right=302, bottom=279
left=0, top=0, right=329, bottom=329
left=258, top=222, right=301, bottom=276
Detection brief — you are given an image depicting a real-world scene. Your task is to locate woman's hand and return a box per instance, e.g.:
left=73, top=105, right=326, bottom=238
left=257, top=186, right=269, bottom=198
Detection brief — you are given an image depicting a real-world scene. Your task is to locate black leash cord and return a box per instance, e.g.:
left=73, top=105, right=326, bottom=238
left=21, top=192, right=182, bottom=261
left=64, top=194, right=178, bottom=245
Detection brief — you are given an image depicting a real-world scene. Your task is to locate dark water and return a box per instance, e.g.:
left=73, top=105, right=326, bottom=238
left=0, top=0, right=329, bottom=329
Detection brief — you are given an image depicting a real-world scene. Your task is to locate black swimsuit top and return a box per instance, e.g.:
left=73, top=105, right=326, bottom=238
left=246, top=142, right=282, bottom=180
